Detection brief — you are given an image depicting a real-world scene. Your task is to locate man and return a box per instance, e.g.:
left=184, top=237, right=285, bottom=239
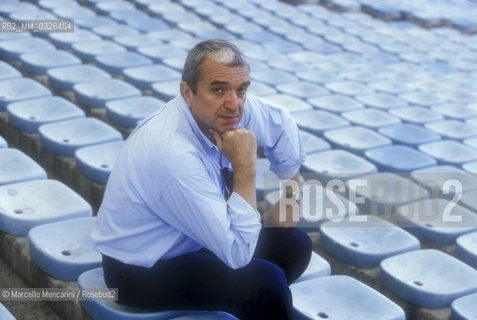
left=92, top=39, right=311, bottom=319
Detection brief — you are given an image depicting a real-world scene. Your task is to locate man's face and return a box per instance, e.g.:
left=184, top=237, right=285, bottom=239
left=181, top=58, right=250, bottom=136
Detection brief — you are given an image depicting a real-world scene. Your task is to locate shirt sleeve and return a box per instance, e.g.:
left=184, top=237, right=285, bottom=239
left=242, top=95, right=306, bottom=180
left=148, top=167, right=262, bottom=269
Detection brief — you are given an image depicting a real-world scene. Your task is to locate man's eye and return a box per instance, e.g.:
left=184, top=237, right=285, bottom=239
left=213, top=88, right=223, bottom=93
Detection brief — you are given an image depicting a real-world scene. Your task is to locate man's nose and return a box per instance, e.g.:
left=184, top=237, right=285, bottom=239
left=224, top=90, right=239, bottom=111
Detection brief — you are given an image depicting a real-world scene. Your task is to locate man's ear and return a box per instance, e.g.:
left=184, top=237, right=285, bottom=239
left=180, top=81, right=193, bottom=108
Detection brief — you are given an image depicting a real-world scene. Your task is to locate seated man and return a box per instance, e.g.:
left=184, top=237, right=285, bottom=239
left=92, top=39, right=312, bottom=320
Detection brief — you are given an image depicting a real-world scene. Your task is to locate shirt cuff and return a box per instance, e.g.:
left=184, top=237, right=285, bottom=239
left=270, top=162, right=304, bottom=180
left=226, top=192, right=261, bottom=241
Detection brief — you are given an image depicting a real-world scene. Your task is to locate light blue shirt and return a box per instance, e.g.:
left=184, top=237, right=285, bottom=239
left=92, top=94, right=306, bottom=269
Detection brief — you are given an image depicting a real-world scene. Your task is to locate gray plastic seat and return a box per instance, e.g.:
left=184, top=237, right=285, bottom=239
left=0, top=148, right=47, bottom=186
left=451, top=292, right=477, bottom=320
left=0, top=61, right=21, bottom=81
left=72, top=40, right=127, bottom=62
left=342, top=108, right=401, bottom=129
left=291, top=275, right=405, bottom=320
left=324, top=126, right=391, bottom=154
left=0, top=179, right=92, bottom=236
left=20, top=50, right=81, bottom=75
left=151, top=80, right=181, bottom=101
left=396, top=198, right=477, bottom=244
left=380, top=249, right=477, bottom=308
left=365, top=145, right=437, bottom=172
left=123, top=65, right=181, bottom=90
left=95, top=52, right=153, bottom=76
left=320, top=215, right=420, bottom=268
left=49, top=29, right=101, bottom=50
left=294, top=110, right=349, bottom=135
left=105, top=96, right=164, bottom=128
left=0, top=38, right=55, bottom=61
left=47, top=65, right=111, bottom=92
left=7, top=96, right=85, bottom=133
left=308, top=94, right=364, bottom=113
left=418, top=140, right=477, bottom=166
left=39, top=117, right=123, bottom=157
left=0, top=78, right=51, bottom=111
left=378, top=123, right=441, bottom=147
left=75, top=141, right=124, bottom=184
left=425, top=120, right=477, bottom=140
left=74, top=79, right=141, bottom=109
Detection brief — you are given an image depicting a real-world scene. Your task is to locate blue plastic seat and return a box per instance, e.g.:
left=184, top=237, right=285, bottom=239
left=75, top=16, right=118, bottom=30
left=39, top=118, right=123, bottom=157
left=396, top=198, right=477, bottom=244
left=47, top=65, right=111, bottom=92
left=300, top=130, right=331, bottom=155
left=378, top=123, right=441, bottom=147
left=251, top=69, right=298, bottom=86
left=247, top=82, right=276, bottom=97
left=0, top=148, right=47, bottom=186
left=399, top=90, right=449, bottom=107
left=431, top=103, right=477, bottom=120
left=381, top=249, right=477, bottom=309
left=355, top=93, right=409, bottom=110
left=463, top=161, right=477, bottom=173
left=162, top=55, right=188, bottom=72
left=366, top=145, right=437, bottom=172
left=324, top=126, right=391, bottom=154
left=0, top=2, right=38, bottom=17
left=0, top=61, right=21, bottom=81
left=291, top=275, right=405, bottom=320
left=78, top=267, right=237, bottom=320
left=275, top=82, right=328, bottom=99
left=74, top=79, right=141, bottom=109
left=72, top=40, right=127, bottom=62
left=324, top=81, right=376, bottom=97
left=464, top=137, right=477, bottom=150
left=418, top=140, right=477, bottom=166
left=0, top=78, right=51, bottom=111
left=294, top=110, right=349, bottom=135
left=92, top=24, right=140, bottom=40
left=255, top=158, right=281, bottom=201
left=265, top=182, right=359, bottom=230
left=123, top=65, right=181, bottom=90
left=302, top=149, right=377, bottom=183
left=0, top=38, right=55, bottom=61
left=19, top=50, right=81, bottom=76
left=0, top=179, right=92, bottom=236
left=425, top=120, right=477, bottom=140
left=451, top=292, right=477, bottom=320
left=49, top=29, right=101, bottom=50
left=151, top=80, right=181, bottom=101
left=389, top=106, right=444, bottom=124
left=295, top=251, right=331, bottom=283
left=75, top=141, right=124, bottom=184
left=7, top=96, right=85, bottom=133
left=136, top=44, right=187, bottom=63
left=296, top=69, right=343, bottom=85
left=320, top=215, right=420, bottom=268
left=0, top=303, right=15, bottom=320
left=342, top=108, right=401, bottom=129
left=125, top=16, right=169, bottom=33
left=95, top=52, right=153, bottom=76
left=113, top=34, right=164, bottom=50
left=262, top=95, right=312, bottom=114
left=28, top=217, right=100, bottom=280
left=105, top=96, right=164, bottom=128
left=456, top=231, right=477, bottom=269
left=0, top=135, right=7, bottom=148
left=52, top=6, right=96, bottom=19
left=95, top=0, right=136, bottom=14
left=367, top=79, right=413, bottom=95
left=308, top=93, right=364, bottom=113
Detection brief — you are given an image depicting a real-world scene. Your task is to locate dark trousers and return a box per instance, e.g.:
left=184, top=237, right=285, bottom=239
left=102, top=228, right=312, bottom=320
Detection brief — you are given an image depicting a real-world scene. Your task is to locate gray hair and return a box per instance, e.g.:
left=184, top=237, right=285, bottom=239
left=182, top=39, right=249, bottom=93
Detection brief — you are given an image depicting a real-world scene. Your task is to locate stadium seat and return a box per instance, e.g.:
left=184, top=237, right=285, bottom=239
left=0, top=148, right=47, bottom=186
left=365, top=145, right=437, bottom=172
left=399, top=90, right=449, bottom=107
left=19, top=50, right=82, bottom=75
left=324, top=126, right=391, bottom=154
left=324, top=80, right=376, bottom=97
left=456, top=231, right=477, bottom=269
left=0, top=78, right=51, bottom=111
left=308, top=93, right=364, bottom=113
left=0, top=61, right=21, bottom=81
left=151, top=80, right=181, bottom=101
left=274, top=82, right=328, bottom=100
left=7, top=96, right=85, bottom=133
left=0, top=179, right=92, bottom=236
left=28, top=217, right=101, bottom=280
left=246, top=82, right=276, bottom=97
left=136, top=44, right=187, bottom=63
left=113, top=34, right=164, bottom=51
left=296, top=69, right=343, bottom=85
left=95, top=52, right=153, bottom=76
left=47, top=65, right=111, bottom=92
left=105, top=96, right=164, bottom=128
left=74, top=16, right=118, bottom=30
left=303, top=149, right=377, bottom=183
left=93, top=24, right=140, bottom=40
left=396, top=198, right=477, bottom=244
left=380, top=249, right=477, bottom=308
left=431, top=103, right=477, bottom=120
left=294, top=110, right=350, bottom=135
left=52, top=6, right=96, bottom=20
left=265, top=182, right=359, bottom=230
left=95, top=1, right=136, bottom=15
left=123, top=65, right=181, bottom=90
left=389, top=106, right=444, bottom=124
left=0, top=2, right=38, bottom=17
left=378, top=123, right=441, bottom=147
left=342, top=108, right=401, bottom=129
left=320, top=215, right=420, bottom=268
left=367, top=79, right=413, bottom=95
left=0, top=38, right=55, bottom=61
left=0, top=303, right=15, bottom=320
left=0, top=135, right=7, bottom=148
left=418, top=140, right=477, bottom=166
left=49, top=29, right=101, bottom=50
left=72, top=40, right=127, bottom=62
left=355, top=93, right=409, bottom=110
left=262, top=95, right=313, bottom=114
left=299, top=130, right=331, bottom=155
left=75, top=141, right=124, bottom=184
left=291, top=275, right=405, bottom=320
left=78, top=267, right=240, bottom=320
left=425, top=120, right=477, bottom=140
left=162, top=55, right=189, bottom=71
left=39, top=117, right=123, bottom=157
left=73, top=79, right=141, bottom=109
left=125, top=16, right=169, bottom=33
left=251, top=69, right=298, bottom=86
left=451, top=292, right=477, bottom=320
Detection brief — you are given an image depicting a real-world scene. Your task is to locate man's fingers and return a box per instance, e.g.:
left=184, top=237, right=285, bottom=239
left=210, top=129, right=223, bottom=149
